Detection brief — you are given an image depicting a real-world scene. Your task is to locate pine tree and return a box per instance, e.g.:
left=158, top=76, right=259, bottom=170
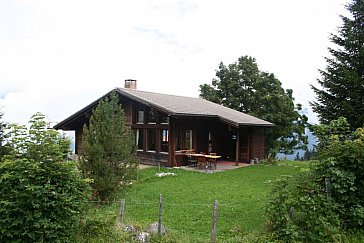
left=311, top=0, right=364, bottom=129
left=80, top=91, right=139, bottom=201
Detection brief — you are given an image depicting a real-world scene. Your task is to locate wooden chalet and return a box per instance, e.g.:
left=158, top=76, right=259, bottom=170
left=54, top=80, right=274, bottom=167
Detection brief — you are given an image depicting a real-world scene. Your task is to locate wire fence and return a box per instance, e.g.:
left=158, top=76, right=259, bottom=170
left=87, top=193, right=265, bottom=242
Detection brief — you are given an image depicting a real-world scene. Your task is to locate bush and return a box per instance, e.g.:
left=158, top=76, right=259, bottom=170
left=266, top=118, right=364, bottom=241
left=0, top=113, right=91, bottom=242
left=0, top=159, right=90, bottom=242
left=266, top=172, right=342, bottom=242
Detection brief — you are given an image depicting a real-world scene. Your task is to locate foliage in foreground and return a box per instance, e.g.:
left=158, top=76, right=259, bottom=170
left=266, top=118, right=364, bottom=242
left=80, top=91, right=139, bottom=201
left=199, top=55, right=308, bottom=156
left=0, top=113, right=91, bottom=242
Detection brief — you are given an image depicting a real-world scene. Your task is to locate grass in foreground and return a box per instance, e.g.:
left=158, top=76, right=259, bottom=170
left=78, top=161, right=308, bottom=242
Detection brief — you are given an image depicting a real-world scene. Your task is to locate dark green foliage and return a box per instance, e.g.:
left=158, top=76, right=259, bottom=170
left=311, top=0, right=364, bottom=129
left=81, top=91, right=139, bottom=201
left=312, top=118, right=364, bottom=229
left=200, top=55, right=308, bottom=156
left=0, top=113, right=91, bottom=242
left=266, top=173, right=342, bottom=242
left=266, top=118, right=364, bottom=241
left=0, top=159, right=90, bottom=242
left=303, top=147, right=317, bottom=161
left=0, top=110, right=10, bottom=162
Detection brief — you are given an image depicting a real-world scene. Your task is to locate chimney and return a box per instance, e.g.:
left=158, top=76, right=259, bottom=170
left=124, top=79, right=137, bottom=89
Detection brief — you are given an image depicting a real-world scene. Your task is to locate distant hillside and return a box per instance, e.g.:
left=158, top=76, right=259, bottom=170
left=277, top=128, right=317, bottom=160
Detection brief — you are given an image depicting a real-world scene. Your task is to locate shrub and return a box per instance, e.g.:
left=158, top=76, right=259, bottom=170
left=266, top=172, right=342, bottom=242
left=0, top=113, right=91, bottom=242
left=266, top=118, right=364, bottom=241
left=0, top=159, right=90, bottom=242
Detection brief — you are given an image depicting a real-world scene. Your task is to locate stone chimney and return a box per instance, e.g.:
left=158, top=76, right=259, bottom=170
left=124, top=79, right=137, bottom=89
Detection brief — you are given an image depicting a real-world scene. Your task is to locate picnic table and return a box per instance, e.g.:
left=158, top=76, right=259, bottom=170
left=185, top=153, right=221, bottom=169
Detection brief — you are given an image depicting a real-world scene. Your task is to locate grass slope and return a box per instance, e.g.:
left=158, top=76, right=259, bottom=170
left=111, top=161, right=308, bottom=242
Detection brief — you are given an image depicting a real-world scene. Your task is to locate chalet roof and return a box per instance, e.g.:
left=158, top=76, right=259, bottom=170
left=54, top=88, right=273, bottom=130
left=117, top=88, right=273, bottom=127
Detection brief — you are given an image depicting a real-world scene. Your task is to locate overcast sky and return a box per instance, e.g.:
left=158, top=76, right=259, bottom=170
left=0, top=0, right=348, bottom=126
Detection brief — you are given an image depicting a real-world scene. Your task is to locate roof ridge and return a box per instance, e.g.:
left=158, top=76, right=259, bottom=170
left=117, top=87, right=203, bottom=100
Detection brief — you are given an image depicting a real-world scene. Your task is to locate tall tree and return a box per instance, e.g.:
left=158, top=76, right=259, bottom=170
left=80, top=91, right=139, bottom=201
left=311, top=0, right=364, bottom=129
left=200, top=56, right=308, bottom=156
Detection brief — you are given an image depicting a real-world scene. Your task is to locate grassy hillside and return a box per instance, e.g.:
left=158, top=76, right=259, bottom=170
left=79, top=161, right=309, bottom=242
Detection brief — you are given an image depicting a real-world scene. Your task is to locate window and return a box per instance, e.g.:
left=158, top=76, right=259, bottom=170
left=175, top=129, right=183, bottom=151
left=185, top=130, right=193, bottom=150
left=148, top=110, right=156, bottom=123
left=136, top=129, right=143, bottom=150
left=147, top=129, right=156, bottom=151
left=160, top=129, right=169, bottom=153
left=137, top=110, right=144, bottom=124
left=160, top=114, right=169, bottom=124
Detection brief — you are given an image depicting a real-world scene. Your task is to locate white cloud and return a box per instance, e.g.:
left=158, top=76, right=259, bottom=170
left=0, top=0, right=347, bottom=126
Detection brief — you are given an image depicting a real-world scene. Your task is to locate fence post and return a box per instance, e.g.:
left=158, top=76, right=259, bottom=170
left=289, top=206, right=294, bottom=223
left=325, top=178, right=332, bottom=200
left=158, top=194, right=163, bottom=234
left=211, top=200, right=218, bottom=243
left=119, top=199, right=125, bottom=225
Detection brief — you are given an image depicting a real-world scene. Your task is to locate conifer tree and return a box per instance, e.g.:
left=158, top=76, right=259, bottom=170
left=311, top=0, right=364, bottom=129
left=80, top=91, right=138, bottom=201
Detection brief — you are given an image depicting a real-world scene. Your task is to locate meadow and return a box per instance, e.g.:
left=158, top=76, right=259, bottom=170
left=78, top=161, right=309, bottom=242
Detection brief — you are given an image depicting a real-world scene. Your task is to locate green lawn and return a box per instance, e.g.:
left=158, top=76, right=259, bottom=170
left=81, top=161, right=309, bottom=242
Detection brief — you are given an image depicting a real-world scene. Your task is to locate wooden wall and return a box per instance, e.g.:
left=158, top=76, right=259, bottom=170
left=237, top=127, right=266, bottom=163
left=239, top=128, right=250, bottom=162
left=123, top=99, right=132, bottom=128
left=75, top=129, right=83, bottom=155
left=250, top=127, right=266, bottom=161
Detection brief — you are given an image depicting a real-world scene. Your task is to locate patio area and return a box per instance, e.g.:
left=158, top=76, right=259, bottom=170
left=138, top=161, right=252, bottom=173
left=179, top=161, right=251, bottom=173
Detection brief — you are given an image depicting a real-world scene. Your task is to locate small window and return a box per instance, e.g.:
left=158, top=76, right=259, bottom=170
left=175, top=129, right=183, bottom=151
left=160, top=130, right=169, bottom=153
left=185, top=130, right=193, bottom=150
left=137, top=110, right=144, bottom=124
left=160, top=114, right=169, bottom=124
left=148, top=110, right=156, bottom=123
left=136, top=129, right=143, bottom=150
left=147, top=129, right=156, bottom=151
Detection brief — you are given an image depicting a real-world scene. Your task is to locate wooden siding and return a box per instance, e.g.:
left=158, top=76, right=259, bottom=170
left=123, top=99, right=133, bottom=128
left=239, top=128, right=250, bottom=162
left=250, top=127, right=265, bottom=161
left=75, top=129, right=83, bottom=155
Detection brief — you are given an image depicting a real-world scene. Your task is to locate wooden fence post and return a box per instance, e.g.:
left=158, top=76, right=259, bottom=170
left=211, top=200, right=218, bottom=243
left=289, top=206, right=294, bottom=223
left=119, top=199, right=125, bottom=225
left=325, top=178, right=332, bottom=200
left=158, top=194, right=163, bottom=234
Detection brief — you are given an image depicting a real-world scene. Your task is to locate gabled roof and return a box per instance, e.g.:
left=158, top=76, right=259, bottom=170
left=54, top=88, right=273, bottom=130
left=117, top=88, right=273, bottom=127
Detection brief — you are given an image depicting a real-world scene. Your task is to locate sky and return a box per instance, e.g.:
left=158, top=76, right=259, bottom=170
left=0, top=0, right=349, bottom=127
